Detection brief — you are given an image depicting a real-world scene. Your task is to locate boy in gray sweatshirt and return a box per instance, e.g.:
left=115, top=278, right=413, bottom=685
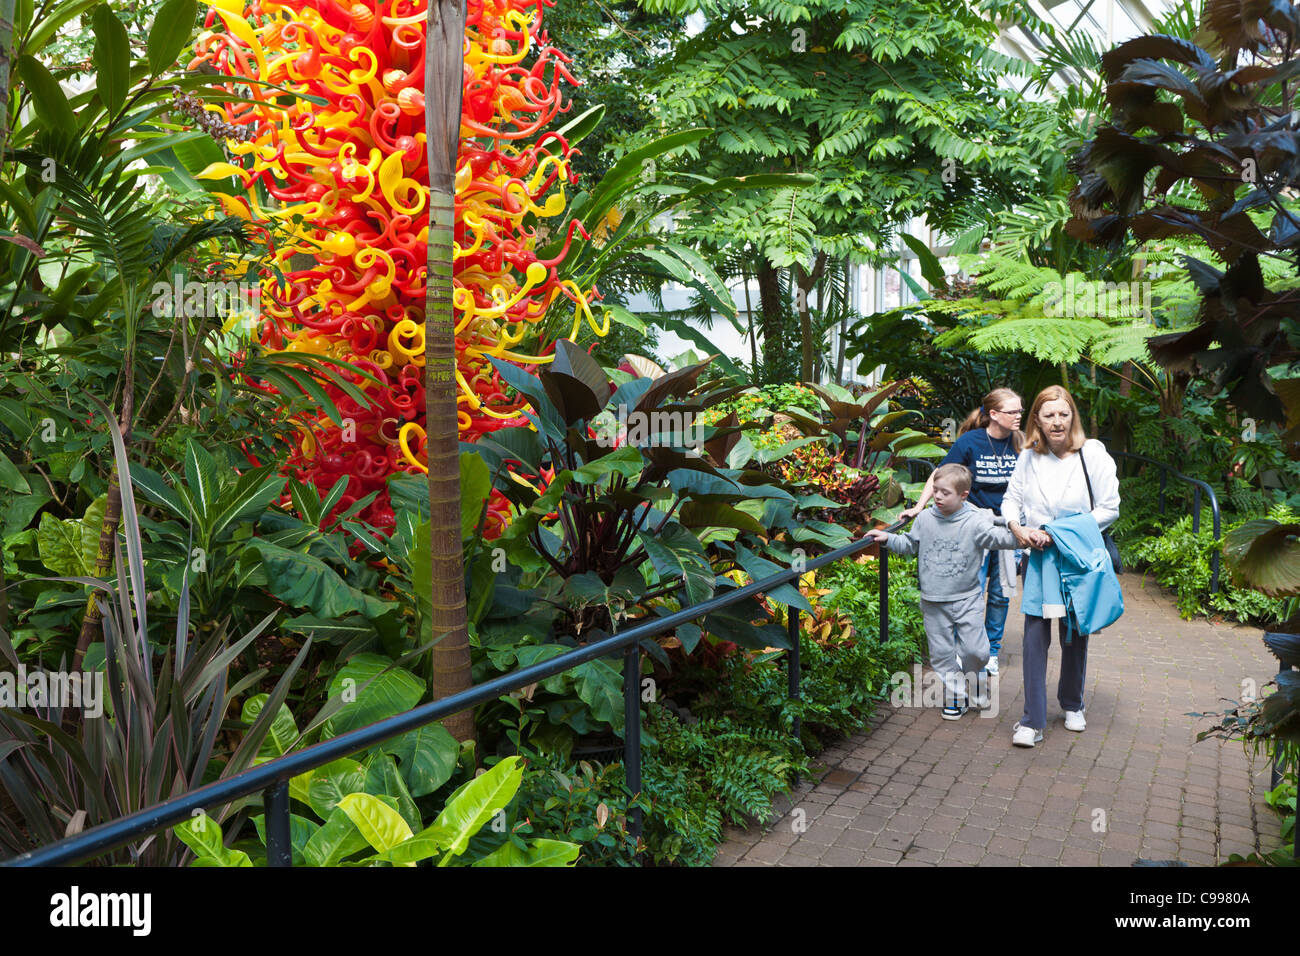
left=868, top=463, right=1018, bottom=718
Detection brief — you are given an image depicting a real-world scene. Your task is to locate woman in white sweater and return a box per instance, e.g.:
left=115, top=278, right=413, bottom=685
left=1000, top=385, right=1120, bottom=748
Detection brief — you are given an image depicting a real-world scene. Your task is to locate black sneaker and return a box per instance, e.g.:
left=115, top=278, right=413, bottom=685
left=941, top=702, right=969, bottom=720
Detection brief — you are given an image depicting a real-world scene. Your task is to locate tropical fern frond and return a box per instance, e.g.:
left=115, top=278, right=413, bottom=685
left=962, top=316, right=1109, bottom=364
left=1090, top=321, right=1156, bottom=366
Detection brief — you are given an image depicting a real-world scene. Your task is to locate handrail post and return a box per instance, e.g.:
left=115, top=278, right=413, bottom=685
left=787, top=607, right=801, bottom=779
left=264, top=781, right=292, bottom=867
left=622, top=642, right=642, bottom=848
left=1210, top=496, right=1222, bottom=594
left=1193, top=486, right=1201, bottom=534
left=879, top=545, right=889, bottom=644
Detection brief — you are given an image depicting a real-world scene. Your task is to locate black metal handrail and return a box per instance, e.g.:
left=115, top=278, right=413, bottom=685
left=4, top=516, right=908, bottom=868
left=1111, top=450, right=1223, bottom=593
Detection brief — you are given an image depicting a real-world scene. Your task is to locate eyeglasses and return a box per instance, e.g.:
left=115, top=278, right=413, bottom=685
left=994, top=408, right=1023, bottom=417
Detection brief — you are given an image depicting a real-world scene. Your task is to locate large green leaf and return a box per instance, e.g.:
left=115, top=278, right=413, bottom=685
left=128, top=462, right=191, bottom=520
left=240, top=693, right=300, bottom=759
left=183, top=439, right=222, bottom=529
left=678, top=500, right=766, bottom=534
left=554, top=128, right=712, bottom=255
left=302, top=804, right=370, bottom=867
left=209, top=470, right=289, bottom=539
left=383, top=756, right=525, bottom=865
left=24, top=0, right=99, bottom=58
left=0, top=449, right=30, bottom=493
left=573, top=446, right=643, bottom=485
left=337, top=792, right=414, bottom=859
left=244, top=542, right=396, bottom=620
left=635, top=244, right=736, bottom=320
left=900, top=232, right=948, bottom=289
left=91, top=4, right=131, bottom=116
left=380, top=722, right=459, bottom=797
left=147, top=0, right=198, bottom=75
left=550, top=103, right=605, bottom=149
left=409, top=520, right=432, bottom=629
left=305, top=757, right=367, bottom=819
left=361, top=753, right=421, bottom=830
left=174, top=812, right=253, bottom=867
left=321, top=654, right=424, bottom=738
left=571, top=658, right=624, bottom=731
left=1225, top=519, right=1300, bottom=596
left=281, top=614, right=374, bottom=643
left=37, top=513, right=86, bottom=576
left=734, top=542, right=811, bottom=611
left=472, top=838, right=581, bottom=867
left=459, top=451, right=491, bottom=539
left=16, top=55, right=76, bottom=131
left=638, top=523, right=715, bottom=605
left=80, top=494, right=108, bottom=576
left=251, top=813, right=318, bottom=867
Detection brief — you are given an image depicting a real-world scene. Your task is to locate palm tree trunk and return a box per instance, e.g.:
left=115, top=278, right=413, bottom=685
left=425, top=0, right=475, bottom=744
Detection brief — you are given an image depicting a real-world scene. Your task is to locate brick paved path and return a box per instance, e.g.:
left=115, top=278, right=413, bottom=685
left=713, top=582, right=1285, bottom=867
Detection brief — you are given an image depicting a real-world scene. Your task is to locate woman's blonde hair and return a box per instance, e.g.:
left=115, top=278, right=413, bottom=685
left=957, top=387, right=1024, bottom=452
left=1023, top=384, right=1087, bottom=454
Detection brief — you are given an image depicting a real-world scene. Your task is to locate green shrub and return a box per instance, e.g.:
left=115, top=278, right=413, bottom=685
left=818, top=555, right=929, bottom=664
left=509, top=749, right=642, bottom=867
left=1122, top=511, right=1291, bottom=623
left=641, top=705, right=802, bottom=866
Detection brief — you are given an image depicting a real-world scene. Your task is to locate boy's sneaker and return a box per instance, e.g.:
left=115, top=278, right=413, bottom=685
left=985, top=655, right=999, bottom=676
left=1012, top=722, right=1043, bottom=747
left=942, top=702, right=969, bottom=720
left=1064, top=708, right=1086, bottom=732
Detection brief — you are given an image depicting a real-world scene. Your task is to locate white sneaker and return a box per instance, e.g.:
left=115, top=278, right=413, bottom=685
left=1012, top=722, right=1043, bottom=747
left=1064, top=709, right=1086, bottom=732
left=985, top=655, right=999, bottom=676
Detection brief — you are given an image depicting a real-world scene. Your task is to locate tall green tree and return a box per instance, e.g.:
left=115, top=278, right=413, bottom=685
left=424, top=0, right=475, bottom=744
left=630, top=0, right=1057, bottom=380
left=541, top=0, right=686, bottom=188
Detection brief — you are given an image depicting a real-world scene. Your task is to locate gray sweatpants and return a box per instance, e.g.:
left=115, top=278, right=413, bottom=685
left=1020, top=615, right=1088, bottom=729
left=921, top=592, right=989, bottom=705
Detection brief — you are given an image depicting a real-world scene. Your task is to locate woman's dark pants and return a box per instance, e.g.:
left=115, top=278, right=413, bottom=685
left=1020, top=615, right=1088, bottom=730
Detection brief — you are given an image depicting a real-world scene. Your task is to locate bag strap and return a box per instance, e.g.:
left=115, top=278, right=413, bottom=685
left=1079, top=445, right=1096, bottom=510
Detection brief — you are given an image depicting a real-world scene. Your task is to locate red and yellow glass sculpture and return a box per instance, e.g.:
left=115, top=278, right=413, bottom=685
left=192, top=0, right=598, bottom=535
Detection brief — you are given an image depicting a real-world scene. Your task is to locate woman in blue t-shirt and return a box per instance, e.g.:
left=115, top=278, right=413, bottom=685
left=900, top=388, right=1024, bottom=675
